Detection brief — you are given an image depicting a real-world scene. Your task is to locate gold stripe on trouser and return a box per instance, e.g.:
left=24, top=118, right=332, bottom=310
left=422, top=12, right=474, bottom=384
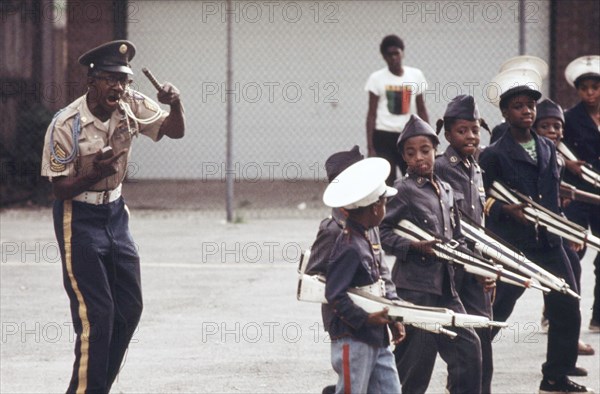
left=63, top=201, right=91, bottom=393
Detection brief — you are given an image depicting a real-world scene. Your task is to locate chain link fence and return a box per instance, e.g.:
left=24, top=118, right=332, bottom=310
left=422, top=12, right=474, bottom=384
left=4, top=1, right=552, bottom=218
left=121, top=0, right=550, bottom=218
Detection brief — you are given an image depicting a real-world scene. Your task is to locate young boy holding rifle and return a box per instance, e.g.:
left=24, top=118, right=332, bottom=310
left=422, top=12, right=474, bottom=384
left=379, top=115, right=482, bottom=394
left=533, top=99, right=595, bottom=357
left=323, top=157, right=404, bottom=393
left=562, top=56, right=600, bottom=334
left=305, top=146, right=399, bottom=394
left=434, top=95, right=496, bottom=394
left=478, top=67, right=592, bottom=394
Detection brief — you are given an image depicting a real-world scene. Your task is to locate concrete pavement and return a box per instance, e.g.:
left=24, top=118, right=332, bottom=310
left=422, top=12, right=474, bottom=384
left=1, top=208, right=598, bottom=393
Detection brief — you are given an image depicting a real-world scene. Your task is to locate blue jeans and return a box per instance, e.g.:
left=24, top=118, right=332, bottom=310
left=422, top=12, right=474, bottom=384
left=331, top=337, right=401, bottom=394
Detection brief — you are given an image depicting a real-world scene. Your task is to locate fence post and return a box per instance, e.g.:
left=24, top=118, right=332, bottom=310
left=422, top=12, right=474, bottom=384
left=225, top=0, right=234, bottom=222
left=518, top=0, right=526, bottom=55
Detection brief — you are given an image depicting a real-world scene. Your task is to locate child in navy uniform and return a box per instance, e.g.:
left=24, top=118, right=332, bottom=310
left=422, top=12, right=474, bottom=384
left=534, top=98, right=595, bottom=357
left=323, top=157, right=405, bottom=394
left=534, top=98, right=583, bottom=286
left=306, top=146, right=402, bottom=394
left=434, top=95, right=495, bottom=394
left=478, top=73, right=592, bottom=393
left=305, top=146, right=365, bottom=280
left=380, top=115, right=482, bottom=394
left=562, top=56, right=600, bottom=334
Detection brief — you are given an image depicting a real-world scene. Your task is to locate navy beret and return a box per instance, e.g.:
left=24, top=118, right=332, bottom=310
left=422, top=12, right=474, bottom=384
left=444, top=95, right=480, bottom=121
left=397, top=115, right=439, bottom=152
left=535, top=99, right=564, bottom=124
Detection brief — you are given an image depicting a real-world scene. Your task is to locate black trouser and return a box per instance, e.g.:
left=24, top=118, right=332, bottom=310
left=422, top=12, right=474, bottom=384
left=475, top=327, right=493, bottom=394
left=564, top=200, right=600, bottom=322
left=372, top=129, right=406, bottom=186
left=564, top=245, right=582, bottom=295
left=54, top=199, right=143, bottom=394
left=454, top=269, right=493, bottom=394
left=492, top=245, right=580, bottom=379
left=394, top=289, right=482, bottom=394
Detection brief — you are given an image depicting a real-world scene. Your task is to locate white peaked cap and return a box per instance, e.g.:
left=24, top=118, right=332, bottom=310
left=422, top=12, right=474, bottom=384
left=487, top=68, right=543, bottom=107
left=499, top=55, right=549, bottom=79
left=565, top=55, right=600, bottom=87
left=323, top=157, right=398, bottom=209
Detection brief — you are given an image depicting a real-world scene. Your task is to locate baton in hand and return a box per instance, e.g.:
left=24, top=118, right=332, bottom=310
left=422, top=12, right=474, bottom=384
left=142, top=67, right=162, bottom=91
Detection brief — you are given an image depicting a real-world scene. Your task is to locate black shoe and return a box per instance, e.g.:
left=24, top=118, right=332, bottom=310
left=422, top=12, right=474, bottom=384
left=567, top=366, right=588, bottom=377
left=322, top=385, right=336, bottom=394
left=539, top=376, right=595, bottom=393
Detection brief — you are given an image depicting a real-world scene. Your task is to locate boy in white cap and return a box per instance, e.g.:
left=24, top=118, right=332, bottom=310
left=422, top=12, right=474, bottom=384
left=323, top=157, right=404, bottom=394
left=562, top=55, right=600, bottom=334
left=479, top=75, right=592, bottom=393
left=489, top=56, right=548, bottom=144
left=380, top=114, right=482, bottom=394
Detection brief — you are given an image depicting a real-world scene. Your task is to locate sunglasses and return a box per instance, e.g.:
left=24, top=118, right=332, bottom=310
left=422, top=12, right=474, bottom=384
left=95, top=74, right=133, bottom=87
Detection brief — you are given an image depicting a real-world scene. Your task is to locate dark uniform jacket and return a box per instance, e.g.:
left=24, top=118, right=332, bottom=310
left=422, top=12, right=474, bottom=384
left=306, top=209, right=398, bottom=331
left=563, top=101, right=600, bottom=193
left=305, top=209, right=348, bottom=277
left=435, top=147, right=492, bottom=318
left=490, top=122, right=509, bottom=145
left=479, top=130, right=562, bottom=250
left=306, top=209, right=396, bottom=293
left=435, top=146, right=486, bottom=221
left=325, top=219, right=395, bottom=347
left=380, top=173, right=462, bottom=297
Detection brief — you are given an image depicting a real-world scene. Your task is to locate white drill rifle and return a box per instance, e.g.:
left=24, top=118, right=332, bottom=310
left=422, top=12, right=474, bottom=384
left=393, top=220, right=548, bottom=292
left=557, top=142, right=600, bottom=189
left=560, top=182, right=600, bottom=206
left=459, top=213, right=579, bottom=299
left=296, top=251, right=507, bottom=337
left=489, top=181, right=600, bottom=253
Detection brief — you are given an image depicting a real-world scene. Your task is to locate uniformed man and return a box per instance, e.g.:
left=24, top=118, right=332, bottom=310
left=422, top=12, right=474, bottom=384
left=379, top=115, right=482, bottom=394
left=40, top=40, right=185, bottom=393
left=323, top=157, right=404, bottom=394
left=434, top=95, right=495, bottom=394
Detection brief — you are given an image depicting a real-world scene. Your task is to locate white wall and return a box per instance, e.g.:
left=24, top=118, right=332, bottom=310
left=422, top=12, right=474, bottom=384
left=128, top=0, right=550, bottom=180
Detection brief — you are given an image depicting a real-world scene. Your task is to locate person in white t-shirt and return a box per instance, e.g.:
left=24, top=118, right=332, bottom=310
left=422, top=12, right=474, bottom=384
left=365, top=34, right=429, bottom=185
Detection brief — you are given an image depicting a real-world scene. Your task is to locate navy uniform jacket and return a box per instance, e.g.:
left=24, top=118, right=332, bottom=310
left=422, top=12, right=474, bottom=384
left=490, top=122, right=509, bottom=145
left=305, top=209, right=348, bottom=277
left=435, top=146, right=486, bottom=222
left=325, top=219, right=396, bottom=347
left=306, top=209, right=397, bottom=331
left=479, top=130, right=562, bottom=250
left=563, top=101, right=600, bottom=193
left=435, top=147, right=492, bottom=318
left=380, top=174, right=462, bottom=297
